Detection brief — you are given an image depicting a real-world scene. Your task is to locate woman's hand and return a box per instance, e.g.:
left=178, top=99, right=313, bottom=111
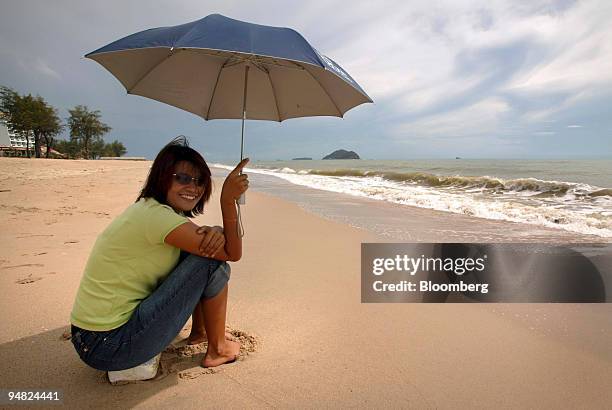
left=221, top=158, right=250, bottom=203
left=195, top=225, right=225, bottom=257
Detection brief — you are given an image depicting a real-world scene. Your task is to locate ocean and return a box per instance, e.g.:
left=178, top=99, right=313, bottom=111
left=212, top=159, right=612, bottom=238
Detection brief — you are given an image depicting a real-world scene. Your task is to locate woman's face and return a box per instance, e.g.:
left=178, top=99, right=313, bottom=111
left=166, top=161, right=205, bottom=213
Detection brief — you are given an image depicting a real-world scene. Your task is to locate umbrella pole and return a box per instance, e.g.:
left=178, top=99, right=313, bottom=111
left=240, top=64, right=250, bottom=162
left=237, top=64, right=249, bottom=207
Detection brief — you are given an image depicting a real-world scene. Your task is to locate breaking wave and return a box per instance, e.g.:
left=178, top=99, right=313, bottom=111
left=212, top=164, right=612, bottom=238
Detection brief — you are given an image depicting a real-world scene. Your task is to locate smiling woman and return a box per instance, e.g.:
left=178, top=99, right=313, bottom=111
left=69, top=136, right=250, bottom=372
left=168, top=167, right=206, bottom=211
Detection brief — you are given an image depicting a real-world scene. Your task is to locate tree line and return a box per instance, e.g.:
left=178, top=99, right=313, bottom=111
left=0, top=86, right=126, bottom=159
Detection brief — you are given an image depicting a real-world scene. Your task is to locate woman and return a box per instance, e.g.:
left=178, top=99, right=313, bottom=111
left=70, top=137, right=249, bottom=370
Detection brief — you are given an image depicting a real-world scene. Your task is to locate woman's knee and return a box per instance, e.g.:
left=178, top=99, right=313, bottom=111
left=183, top=253, right=220, bottom=269
left=202, top=260, right=231, bottom=299
left=182, top=254, right=228, bottom=276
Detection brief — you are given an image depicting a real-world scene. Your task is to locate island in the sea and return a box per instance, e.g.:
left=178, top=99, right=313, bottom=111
left=322, top=149, right=360, bottom=160
left=292, top=157, right=312, bottom=160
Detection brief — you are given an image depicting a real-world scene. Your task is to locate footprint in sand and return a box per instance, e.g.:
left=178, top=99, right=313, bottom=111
left=15, top=234, right=54, bottom=239
left=2, top=263, right=44, bottom=270
left=178, top=366, right=217, bottom=379
left=16, top=275, right=43, bottom=284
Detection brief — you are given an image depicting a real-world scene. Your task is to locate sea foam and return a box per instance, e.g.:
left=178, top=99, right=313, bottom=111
left=213, top=164, right=612, bottom=238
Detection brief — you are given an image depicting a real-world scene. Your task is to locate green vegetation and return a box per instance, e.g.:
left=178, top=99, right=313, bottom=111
left=55, top=137, right=127, bottom=159
left=103, top=140, right=128, bottom=157
left=0, top=86, right=126, bottom=159
left=66, top=105, right=112, bottom=159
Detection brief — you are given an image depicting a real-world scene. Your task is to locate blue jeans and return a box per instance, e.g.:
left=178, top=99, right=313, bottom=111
left=71, top=254, right=230, bottom=371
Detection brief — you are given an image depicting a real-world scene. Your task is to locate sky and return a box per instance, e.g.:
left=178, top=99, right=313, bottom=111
left=1, top=0, right=611, bottom=161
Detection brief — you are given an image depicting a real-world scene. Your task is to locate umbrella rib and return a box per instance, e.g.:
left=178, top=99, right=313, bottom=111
left=127, top=49, right=177, bottom=94
left=205, top=57, right=232, bottom=120
left=300, top=64, right=343, bottom=118
left=250, top=61, right=281, bottom=121
left=263, top=66, right=282, bottom=122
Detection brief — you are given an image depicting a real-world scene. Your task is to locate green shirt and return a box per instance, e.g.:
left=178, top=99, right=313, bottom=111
left=70, top=197, right=189, bottom=331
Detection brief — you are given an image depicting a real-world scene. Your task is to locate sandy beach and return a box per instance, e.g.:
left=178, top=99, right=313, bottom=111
left=0, top=157, right=611, bottom=408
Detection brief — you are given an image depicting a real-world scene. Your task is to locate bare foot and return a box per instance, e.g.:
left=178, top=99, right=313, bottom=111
left=202, top=339, right=240, bottom=368
left=187, top=331, right=235, bottom=345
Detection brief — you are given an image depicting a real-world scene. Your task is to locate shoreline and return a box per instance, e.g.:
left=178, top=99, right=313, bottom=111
left=217, top=158, right=612, bottom=239
left=211, top=165, right=609, bottom=243
left=1, top=157, right=611, bottom=408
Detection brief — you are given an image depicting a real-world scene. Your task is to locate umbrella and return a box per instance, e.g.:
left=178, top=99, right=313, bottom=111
left=86, top=13, right=372, bottom=204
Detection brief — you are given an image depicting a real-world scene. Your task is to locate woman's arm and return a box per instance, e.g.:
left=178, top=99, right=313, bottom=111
left=165, top=221, right=236, bottom=261
left=165, top=159, right=249, bottom=262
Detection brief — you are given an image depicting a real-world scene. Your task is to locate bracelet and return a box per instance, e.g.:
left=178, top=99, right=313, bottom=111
left=223, top=218, right=238, bottom=222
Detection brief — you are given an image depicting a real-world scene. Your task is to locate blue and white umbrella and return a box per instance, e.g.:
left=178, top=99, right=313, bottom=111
left=87, top=14, right=371, bottom=121
left=86, top=14, right=372, bottom=202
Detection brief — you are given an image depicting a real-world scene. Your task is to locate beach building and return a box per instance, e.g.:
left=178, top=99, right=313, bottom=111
left=0, top=118, right=36, bottom=156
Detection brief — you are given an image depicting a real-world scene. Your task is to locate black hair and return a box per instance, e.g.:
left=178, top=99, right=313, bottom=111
left=136, top=136, right=212, bottom=217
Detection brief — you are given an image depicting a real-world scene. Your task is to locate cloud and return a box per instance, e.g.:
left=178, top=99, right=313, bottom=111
left=311, top=0, right=611, bottom=137
left=32, top=58, right=61, bottom=79
left=0, top=0, right=610, bottom=159
left=393, top=97, right=511, bottom=138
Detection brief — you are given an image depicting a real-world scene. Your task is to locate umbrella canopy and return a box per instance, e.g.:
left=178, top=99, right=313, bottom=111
left=85, top=14, right=372, bottom=122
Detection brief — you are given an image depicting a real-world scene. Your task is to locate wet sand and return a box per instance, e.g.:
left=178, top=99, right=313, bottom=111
left=0, top=157, right=610, bottom=408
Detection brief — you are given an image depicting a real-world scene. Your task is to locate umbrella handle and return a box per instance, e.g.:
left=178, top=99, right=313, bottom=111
left=237, top=192, right=246, bottom=205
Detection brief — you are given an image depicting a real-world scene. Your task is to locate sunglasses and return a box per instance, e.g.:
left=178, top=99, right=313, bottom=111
left=172, top=173, right=205, bottom=187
